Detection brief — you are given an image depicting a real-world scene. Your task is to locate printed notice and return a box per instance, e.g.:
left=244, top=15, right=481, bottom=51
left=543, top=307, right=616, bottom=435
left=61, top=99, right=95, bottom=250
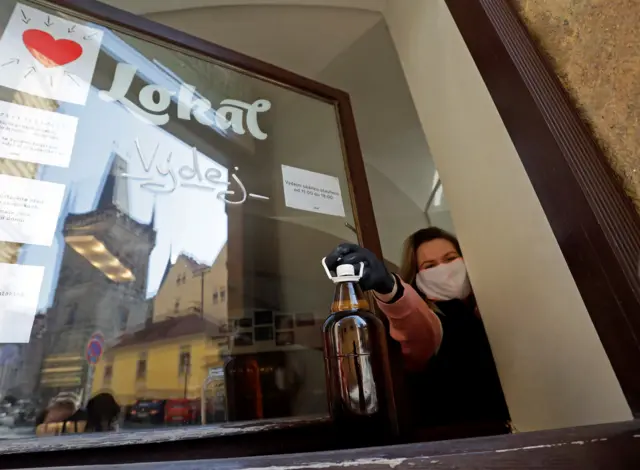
left=0, top=263, right=45, bottom=343
left=0, top=100, right=78, bottom=167
left=0, top=174, right=65, bottom=246
left=281, top=165, right=345, bottom=217
left=0, top=3, right=104, bottom=105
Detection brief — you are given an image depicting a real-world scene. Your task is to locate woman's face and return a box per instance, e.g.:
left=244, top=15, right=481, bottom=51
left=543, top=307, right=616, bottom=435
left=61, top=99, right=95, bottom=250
left=416, top=238, right=460, bottom=271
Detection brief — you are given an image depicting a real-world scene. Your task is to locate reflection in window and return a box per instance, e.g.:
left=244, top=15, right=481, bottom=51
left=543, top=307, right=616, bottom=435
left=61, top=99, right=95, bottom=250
left=119, top=307, right=129, bottom=331
left=234, top=332, right=253, bottom=347
left=136, top=353, right=147, bottom=381
left=255, top=326, right=274, bottom=342
left=275, top=314, right=293, bottom=330
left=104, top=364, right=114, bottom=385
left=178, top=347, right=191, bottom=376
left=295, top=313, right=315, bottom=327
left=254, top=310, right=273, bottom=326
left=276, top=331, right=295, bottom=346
left=65, top=303, right=78, bottom=326
left=235, top=318, right=252, bottom=328
left=0, top=0, right=356, bottom=436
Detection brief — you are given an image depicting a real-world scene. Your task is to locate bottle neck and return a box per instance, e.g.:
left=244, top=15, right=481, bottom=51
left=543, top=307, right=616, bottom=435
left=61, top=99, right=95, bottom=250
left=330, top=280, right=370, bottom=313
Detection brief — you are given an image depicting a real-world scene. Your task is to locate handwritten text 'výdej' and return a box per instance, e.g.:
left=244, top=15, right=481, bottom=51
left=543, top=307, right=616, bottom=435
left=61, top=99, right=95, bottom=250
left=121, top=139, right=269, bottom=204
left=98, top=63, right=270, bottom=140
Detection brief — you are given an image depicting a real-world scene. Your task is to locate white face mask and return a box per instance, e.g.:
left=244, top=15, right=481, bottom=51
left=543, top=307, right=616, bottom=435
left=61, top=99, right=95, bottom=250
left=415, top=258, right=471, bottom=301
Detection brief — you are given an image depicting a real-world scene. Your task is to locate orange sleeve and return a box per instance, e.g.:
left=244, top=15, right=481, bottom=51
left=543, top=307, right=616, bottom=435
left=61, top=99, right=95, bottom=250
left=376, top=279, right=443, bottom=371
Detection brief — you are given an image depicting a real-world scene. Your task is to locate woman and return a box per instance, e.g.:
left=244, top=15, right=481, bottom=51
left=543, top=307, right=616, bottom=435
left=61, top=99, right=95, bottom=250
left=85, top=392, right=121, bottom=432
left=35, top=392, right=87, bottom=436
left=35, top=392, right=121, bottom=436
left=325, top=227, right=509, bottom=427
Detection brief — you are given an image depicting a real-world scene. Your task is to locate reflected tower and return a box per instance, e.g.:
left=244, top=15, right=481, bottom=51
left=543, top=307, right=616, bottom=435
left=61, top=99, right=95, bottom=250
left=38, top=157, right=154, bottom=401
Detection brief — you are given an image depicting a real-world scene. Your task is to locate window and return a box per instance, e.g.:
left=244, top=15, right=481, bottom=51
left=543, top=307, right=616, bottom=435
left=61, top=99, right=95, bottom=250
left=178, top=347, right=191, bottom=376
left=118, top=307, right=129, bottom=331
left=235, top=318, right=253, bottom=328
left=255, top=326, right=274, bottom=342
left=136, top=353, right=147, bottom=380
left=104, top=364, right=114, bottom=384
left=0, top=0, right=626, bottom=459
left=275, top=314, right=294, bottom=330
left=276, top=331, right=295, bottom=346
left=254, top=310, right=273, bottom=326
left=0, top=0, right=380, bottom=451
left=65, top=302, right=78, bottom=326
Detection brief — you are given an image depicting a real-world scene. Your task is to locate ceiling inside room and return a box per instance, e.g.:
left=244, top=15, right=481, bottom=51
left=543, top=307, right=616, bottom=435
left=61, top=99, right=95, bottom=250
left=99, top=0, right=386, bottom=77
left=100, top=0, right=387, bottom=16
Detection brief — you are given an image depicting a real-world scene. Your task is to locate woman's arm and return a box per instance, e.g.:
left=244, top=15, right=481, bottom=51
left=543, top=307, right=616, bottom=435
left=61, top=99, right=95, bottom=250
left=323, top=243, right=441, bottom=369
left=375, top=277, right=443, bottom=370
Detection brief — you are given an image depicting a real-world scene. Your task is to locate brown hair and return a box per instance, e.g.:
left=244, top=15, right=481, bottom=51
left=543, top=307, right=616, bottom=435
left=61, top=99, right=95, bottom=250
left=399, top=227, right=461, bottom=285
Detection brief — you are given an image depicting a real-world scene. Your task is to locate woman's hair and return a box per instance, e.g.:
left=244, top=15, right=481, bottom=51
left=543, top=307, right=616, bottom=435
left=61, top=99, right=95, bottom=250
left=399, top=227, right=461, bottom=284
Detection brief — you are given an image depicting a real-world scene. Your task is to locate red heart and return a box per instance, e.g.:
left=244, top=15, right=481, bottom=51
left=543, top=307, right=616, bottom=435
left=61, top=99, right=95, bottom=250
left=22, top=29, right=83, bottom=68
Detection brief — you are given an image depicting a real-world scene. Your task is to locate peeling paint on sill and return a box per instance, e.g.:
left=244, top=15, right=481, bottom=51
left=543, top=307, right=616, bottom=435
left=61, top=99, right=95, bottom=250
left=238, top=457, right=408, bottom=470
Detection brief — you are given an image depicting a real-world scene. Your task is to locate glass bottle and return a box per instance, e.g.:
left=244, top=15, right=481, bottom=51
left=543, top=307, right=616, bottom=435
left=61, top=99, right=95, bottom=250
left=321, top=260, right=396, bottom=435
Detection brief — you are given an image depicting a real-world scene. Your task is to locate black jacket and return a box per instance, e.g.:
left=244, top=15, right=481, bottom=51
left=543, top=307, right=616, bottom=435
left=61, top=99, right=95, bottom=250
left=405, top=298, right=510, bottom=427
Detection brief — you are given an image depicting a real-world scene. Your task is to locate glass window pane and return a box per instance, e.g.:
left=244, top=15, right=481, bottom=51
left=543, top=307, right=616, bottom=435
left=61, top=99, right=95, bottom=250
left=0, top=0, right=359, bottom=442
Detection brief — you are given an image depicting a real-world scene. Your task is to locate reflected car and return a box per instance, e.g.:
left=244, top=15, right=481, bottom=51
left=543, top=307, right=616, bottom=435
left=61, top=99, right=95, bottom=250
left=164, top=399, right=199, bottom=425
left=128, top=399, right=166, bottom=424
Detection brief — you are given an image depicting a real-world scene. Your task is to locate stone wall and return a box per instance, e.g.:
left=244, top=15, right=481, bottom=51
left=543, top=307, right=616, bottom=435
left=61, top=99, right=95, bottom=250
left=513, top=0, right=640, bottom=211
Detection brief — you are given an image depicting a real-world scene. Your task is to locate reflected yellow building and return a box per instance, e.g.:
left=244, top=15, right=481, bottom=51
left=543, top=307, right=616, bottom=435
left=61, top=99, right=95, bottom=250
left=153, top=246, right=228, bottom=325
left=92, top=314, right=227, bottom=405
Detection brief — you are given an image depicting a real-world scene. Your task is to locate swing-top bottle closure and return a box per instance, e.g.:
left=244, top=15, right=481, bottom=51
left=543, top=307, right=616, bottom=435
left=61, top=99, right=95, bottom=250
left=322, top=258, right=365, bottom=284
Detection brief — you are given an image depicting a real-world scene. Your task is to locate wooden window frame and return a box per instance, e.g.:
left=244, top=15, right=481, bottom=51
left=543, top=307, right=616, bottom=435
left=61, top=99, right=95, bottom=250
left=2, top=0, right=639, bottom=467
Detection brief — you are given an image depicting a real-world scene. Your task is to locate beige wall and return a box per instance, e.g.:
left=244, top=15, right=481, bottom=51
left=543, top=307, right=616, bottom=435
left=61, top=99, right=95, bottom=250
left=384, top=0, right=632, bottom=431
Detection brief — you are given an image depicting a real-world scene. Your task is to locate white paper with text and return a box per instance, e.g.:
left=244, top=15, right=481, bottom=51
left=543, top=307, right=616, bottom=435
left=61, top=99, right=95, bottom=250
left=0, top=175, right=66, bottom=246
left=0, top=100, right=78, bottom=167
left=0, top=263, right=44, bottom=343
left=281, top=165, right=345, bottom=217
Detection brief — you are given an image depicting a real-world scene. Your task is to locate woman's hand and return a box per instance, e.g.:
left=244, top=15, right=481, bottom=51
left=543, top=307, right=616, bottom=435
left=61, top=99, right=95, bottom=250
left=325, top=243, right=396, bottom=297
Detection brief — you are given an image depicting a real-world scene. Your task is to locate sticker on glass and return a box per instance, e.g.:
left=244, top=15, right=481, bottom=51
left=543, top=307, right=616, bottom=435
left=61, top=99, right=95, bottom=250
left=0, top=100, right=78, bottom=167
left=0, top=174, right=65, bottom=246
left=0, top=3, right=104, bottom=105
left=0, top=262, right=45, bottom=344
left=281, top=165, right=345, bottom=217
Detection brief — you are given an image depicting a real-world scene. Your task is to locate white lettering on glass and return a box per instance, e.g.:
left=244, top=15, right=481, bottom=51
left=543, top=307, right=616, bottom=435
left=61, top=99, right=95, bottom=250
left=99, top=63, right=271, bottom=140
left=121, top=139, right=269, bottom=205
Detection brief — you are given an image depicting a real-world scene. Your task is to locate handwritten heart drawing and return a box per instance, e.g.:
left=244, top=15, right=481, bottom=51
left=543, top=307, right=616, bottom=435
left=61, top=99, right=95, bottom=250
left=22, top=29, right=83, bottom=68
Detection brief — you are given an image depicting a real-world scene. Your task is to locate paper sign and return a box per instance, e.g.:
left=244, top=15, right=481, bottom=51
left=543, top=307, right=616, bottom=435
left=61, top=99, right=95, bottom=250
left=0, top=100, right=78, bottom=167
left=281, top=165, right=345, bottom=217
left=0, top=174, right=65, bottom=246
left=0, top=262, right=45, bottom=343
left=0, top=3, right=104, bottom=105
